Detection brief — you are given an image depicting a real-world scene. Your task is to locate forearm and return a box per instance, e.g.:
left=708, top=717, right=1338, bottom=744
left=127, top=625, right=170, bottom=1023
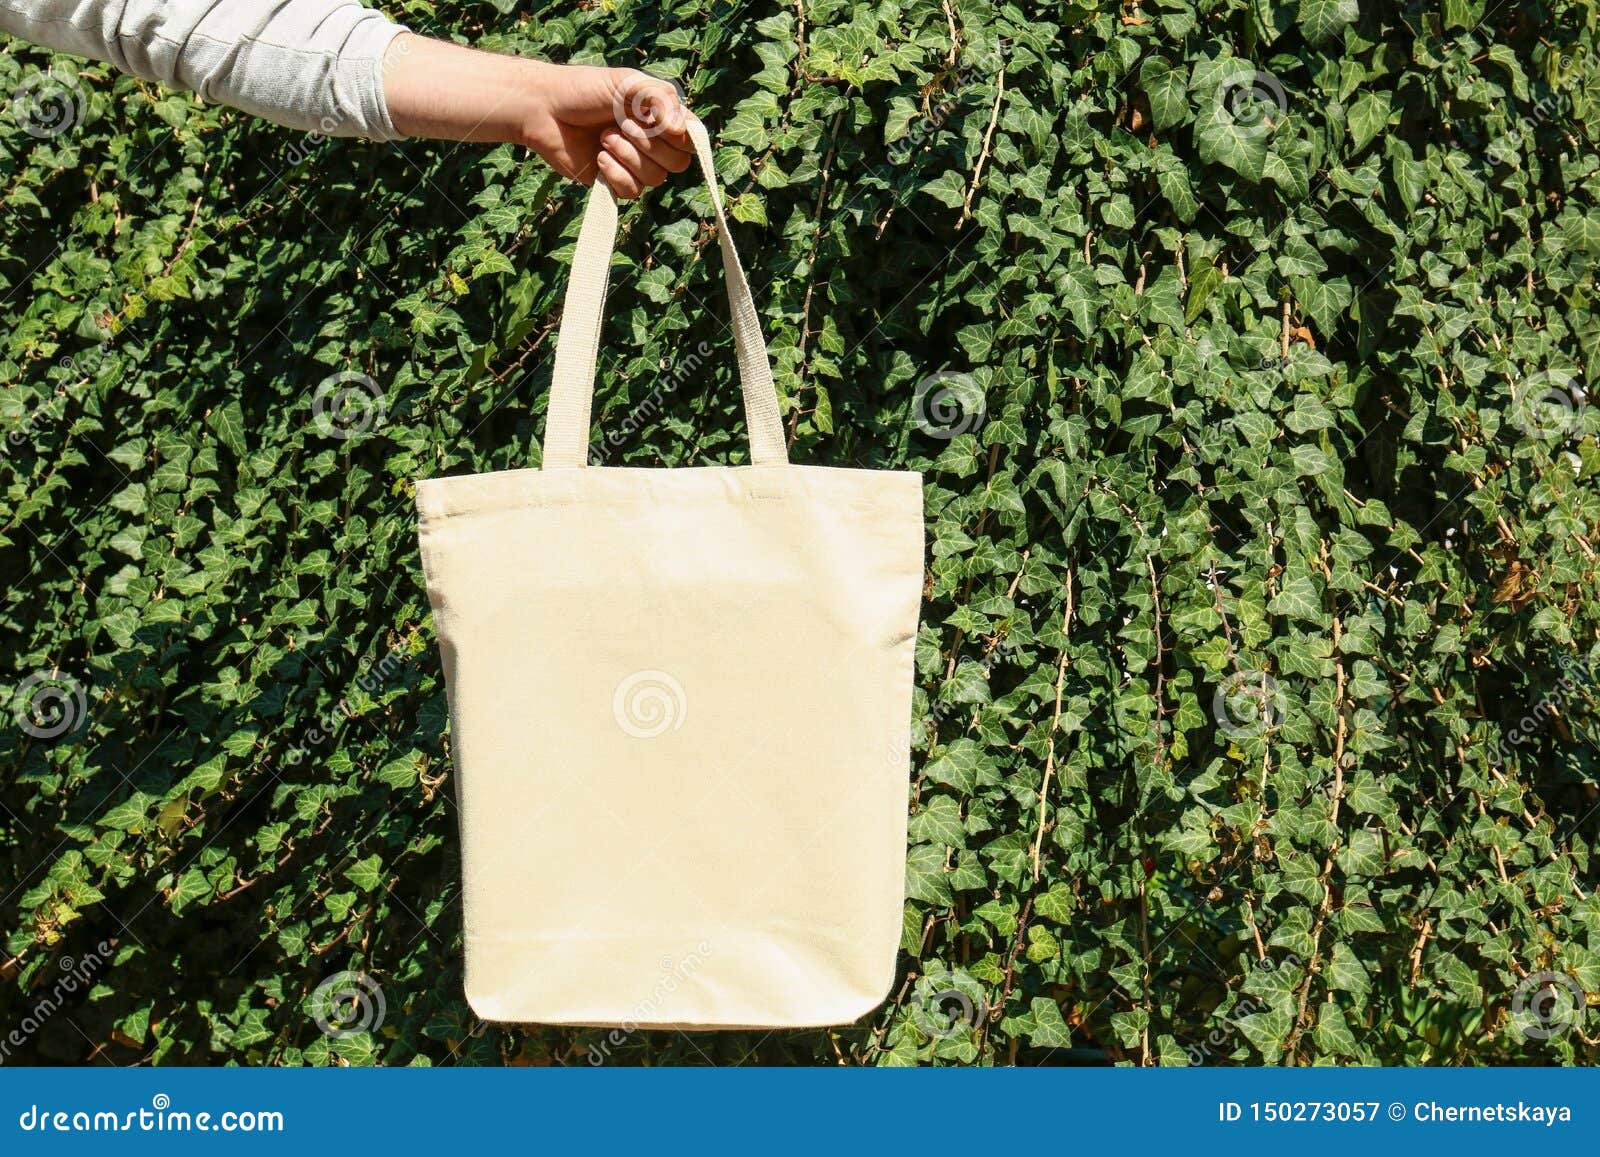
left=380, top=33, right=547, bottom=146
left=0, top=0, right=406, bottom=138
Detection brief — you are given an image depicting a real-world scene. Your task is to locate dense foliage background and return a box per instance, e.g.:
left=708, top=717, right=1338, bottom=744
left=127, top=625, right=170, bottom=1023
left=3, top=0, right=1599, bottom=1066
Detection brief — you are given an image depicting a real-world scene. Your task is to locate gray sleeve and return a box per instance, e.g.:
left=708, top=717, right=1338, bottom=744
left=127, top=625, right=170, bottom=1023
left=0, top=0, right=408, bottom=139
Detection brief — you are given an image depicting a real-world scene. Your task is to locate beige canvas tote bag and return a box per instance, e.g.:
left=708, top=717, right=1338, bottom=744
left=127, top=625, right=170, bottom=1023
left=415, top=119, right=925, bottom=1029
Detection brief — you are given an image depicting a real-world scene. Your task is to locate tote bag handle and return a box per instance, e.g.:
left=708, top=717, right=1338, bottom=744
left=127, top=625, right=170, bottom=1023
left=542, top=118, right=789, bottom=469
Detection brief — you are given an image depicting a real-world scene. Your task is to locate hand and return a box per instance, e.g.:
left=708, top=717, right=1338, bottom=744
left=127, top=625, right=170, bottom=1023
left=520, top=63, right=695, bottom=199
left=382, top=36, right=695, bottom=199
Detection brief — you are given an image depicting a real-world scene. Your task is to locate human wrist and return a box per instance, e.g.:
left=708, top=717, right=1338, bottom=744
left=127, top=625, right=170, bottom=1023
left=508, top=58, right=563, bottom=152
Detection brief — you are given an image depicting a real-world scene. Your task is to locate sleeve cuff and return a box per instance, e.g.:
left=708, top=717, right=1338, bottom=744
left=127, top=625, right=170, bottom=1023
left=332, top=13, right=409, bottom=141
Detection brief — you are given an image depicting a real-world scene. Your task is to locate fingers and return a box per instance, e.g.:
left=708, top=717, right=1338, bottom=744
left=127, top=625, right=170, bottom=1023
left=619, top=118, right=692, bottom=172
left=598, top=126, right=692, bottom=197
left=599, top=129, right=668, bottom=188
left=595, top=150, right=642, bottom=199
left=598, top=113, right=696, bottom=198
